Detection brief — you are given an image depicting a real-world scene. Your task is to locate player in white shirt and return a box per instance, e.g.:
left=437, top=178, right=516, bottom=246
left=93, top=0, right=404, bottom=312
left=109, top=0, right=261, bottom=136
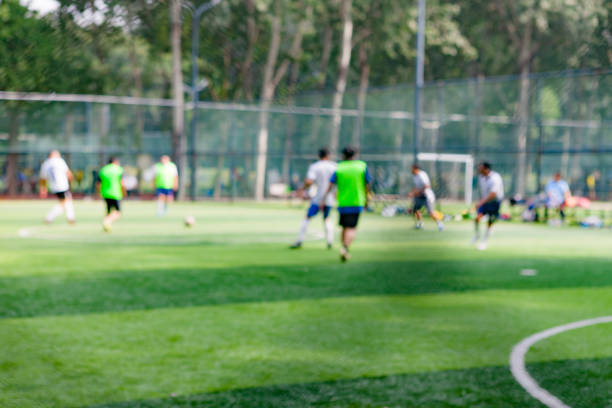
left=290, top=148, right=337, bottom=249
left=39, top=150, right=75, bottom=224
left=473, top=162, right=504, bottom=250
left=408, top=164, right=443, bottom=231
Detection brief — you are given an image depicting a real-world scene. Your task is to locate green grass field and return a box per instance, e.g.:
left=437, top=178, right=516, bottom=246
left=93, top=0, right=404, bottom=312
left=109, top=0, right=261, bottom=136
left=1, top=200, right=611, bottom=408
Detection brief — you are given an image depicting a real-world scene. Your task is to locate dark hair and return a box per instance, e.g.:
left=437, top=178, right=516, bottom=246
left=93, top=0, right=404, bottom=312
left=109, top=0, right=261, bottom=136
left=108, top=157, right=118, bottom=164
left=480, top=161, right=491, bottom=170
left=318, top=148, right=329, bottom=159
left=341, top=146, right=356, bottom=160
left=412, top=163, right=420, bottom=170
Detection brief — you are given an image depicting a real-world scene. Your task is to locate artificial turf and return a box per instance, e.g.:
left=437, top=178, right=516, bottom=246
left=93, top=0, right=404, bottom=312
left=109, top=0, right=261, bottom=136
left=1, top=200, right=611, bottom=407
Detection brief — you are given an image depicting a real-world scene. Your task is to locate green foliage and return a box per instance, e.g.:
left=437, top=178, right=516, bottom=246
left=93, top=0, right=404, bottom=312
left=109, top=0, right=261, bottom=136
left=2, top=0, right=609, bottom=98
left=0, top=0, right=61, bottom=92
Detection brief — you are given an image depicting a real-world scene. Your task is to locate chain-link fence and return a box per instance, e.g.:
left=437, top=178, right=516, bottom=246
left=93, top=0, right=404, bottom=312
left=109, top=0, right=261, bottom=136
left=1, top=69, right=610, bottom=201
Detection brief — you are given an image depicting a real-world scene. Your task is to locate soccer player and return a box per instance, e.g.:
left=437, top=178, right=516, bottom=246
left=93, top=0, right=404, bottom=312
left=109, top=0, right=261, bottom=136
left=39, top=150, right=75, bottom=224
left=408, top=164, right=443, bottom=231
left=545, top=171, right=571, bottom=222
left=472, top=162, right=504, bottom=250
left=98, top=157, right=125, bottom=232
left=155, top=155, right=179, bottom=216
left=321, top=146, right=371, bottom=262
left=290, top=148, right=337, bottom=249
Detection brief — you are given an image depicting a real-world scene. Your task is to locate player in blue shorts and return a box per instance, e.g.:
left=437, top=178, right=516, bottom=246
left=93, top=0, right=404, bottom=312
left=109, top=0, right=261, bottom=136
left=290, top=149, right=337, bottom=249
left=473, top=162, right=504, bottom=250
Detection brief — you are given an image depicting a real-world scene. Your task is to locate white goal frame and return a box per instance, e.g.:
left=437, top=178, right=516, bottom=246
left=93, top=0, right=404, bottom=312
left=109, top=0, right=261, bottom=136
left=417, top=152, right=474, bottom=205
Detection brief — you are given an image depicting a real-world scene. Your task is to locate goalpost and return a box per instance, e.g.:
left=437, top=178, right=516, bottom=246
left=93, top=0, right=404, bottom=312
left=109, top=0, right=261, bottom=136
left=361, top=151, right=474, bottom=207
left=417, top=152, right=474, bottom=205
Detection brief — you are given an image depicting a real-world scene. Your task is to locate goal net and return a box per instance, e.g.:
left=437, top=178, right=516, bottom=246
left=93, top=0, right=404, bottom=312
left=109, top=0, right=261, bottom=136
left=366, top=152, right=474, bottom=215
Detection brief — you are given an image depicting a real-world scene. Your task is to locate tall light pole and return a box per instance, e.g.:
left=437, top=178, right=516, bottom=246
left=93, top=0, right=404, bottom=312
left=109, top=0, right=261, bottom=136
left=187, top=0, right=223, bottom=201
left=413, top=0, right=425, bottom=161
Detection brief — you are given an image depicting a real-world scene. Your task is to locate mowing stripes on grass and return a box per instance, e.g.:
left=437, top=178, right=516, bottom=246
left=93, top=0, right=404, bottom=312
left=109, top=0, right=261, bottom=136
left=2, top=289, right=612, bottom=408
left=2, top=201, right=612, bottom=408
left=510, top=316, right=612, bottom=408
left=87, top=357, right=612, bottom=408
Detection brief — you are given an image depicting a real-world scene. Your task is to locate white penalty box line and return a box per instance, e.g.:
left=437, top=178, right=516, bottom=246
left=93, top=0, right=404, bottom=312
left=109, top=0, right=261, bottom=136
left=510, top=316, right=612, bottom=408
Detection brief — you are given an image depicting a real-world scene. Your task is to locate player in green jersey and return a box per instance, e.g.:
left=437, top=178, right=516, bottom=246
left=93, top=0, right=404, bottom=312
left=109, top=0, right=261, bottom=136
left=154, top=155, right=179, bottom=216
left=321, top=146, right=371, bottom=262
left=97, top=157, right=125, bottom=232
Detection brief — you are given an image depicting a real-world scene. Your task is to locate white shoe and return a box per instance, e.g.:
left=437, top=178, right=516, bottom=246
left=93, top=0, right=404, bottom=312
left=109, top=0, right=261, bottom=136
left=477, top=241, right=487, bottom=251
left=437, top=223, right=444, bottom=232
left=471, top=236, right=480, bottom=245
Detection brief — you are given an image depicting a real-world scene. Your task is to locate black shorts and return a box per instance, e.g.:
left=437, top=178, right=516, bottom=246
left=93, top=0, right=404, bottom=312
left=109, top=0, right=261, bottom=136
left=55, top=191, right=70, bottom=199
left=339, top=212, right=360, bottom=228
left=413, top=196, right=433, bottom=213
left=104, top=198, right=121, bottom=214
left=478, top=200, right=501, bottom=219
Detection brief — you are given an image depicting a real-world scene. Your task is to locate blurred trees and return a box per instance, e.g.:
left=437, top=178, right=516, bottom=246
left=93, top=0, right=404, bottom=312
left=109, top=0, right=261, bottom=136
left=1, top=0, right=609, bottom=195
left=3, top=0, right=606, bottom=101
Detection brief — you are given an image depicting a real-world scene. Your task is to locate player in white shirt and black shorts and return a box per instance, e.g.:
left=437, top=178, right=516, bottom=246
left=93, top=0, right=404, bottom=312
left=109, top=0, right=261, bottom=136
left=408, top=164, right=444, bottom=231
left=473, top=161, right=504, bottom=250
left=39, top=150, right=75, bottom=224
left=290, top=148, right=337, bottom=249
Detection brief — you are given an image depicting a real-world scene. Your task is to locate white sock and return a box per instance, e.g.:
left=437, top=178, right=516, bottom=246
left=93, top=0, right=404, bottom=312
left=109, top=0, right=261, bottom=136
left=325, top=219, right=334, bottom=244
left=297, top=219, right=309, bottom=243
left=46, top=204, right=63, bottom=222
left=157, top=201, right=165, bottom=216
left=483, top=228, right=491, bottom=241
left=65, top=200, right=75, bottom=221
left=474, top=223, right=480, bottom=239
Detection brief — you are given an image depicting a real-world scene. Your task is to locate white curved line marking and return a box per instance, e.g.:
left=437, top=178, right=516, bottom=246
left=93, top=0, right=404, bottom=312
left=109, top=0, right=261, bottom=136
left=510, top=316, right=612, bottom=408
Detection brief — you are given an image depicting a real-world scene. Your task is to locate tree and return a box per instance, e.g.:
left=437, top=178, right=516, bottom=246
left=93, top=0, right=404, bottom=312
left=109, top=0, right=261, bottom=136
left=457, top=0, right=605, bottom=195
left=328, top=0, right=353, bottom=156
left=0, top=0, right=72, bottom=194
left=170, top=0, right=186, bottom=199
left=254, top=0, right=310, bottom=201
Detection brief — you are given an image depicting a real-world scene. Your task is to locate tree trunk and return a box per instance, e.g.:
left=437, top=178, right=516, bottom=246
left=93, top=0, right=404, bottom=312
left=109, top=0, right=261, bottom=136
left=171, top=0, right=185, bottom=200
left=471, top=74, right=483, bottom=163
left=329, top=0, right=353, bottom=156
left=241, top=0, right=258, bottom=102
left=214, top=117, right=231, bottom=199
left=515, top=21, right=532, bottom=197
left=282, top=60, right=301, bottom=183
left=255, top=8, right=282, bottom=201
left=561, top=128, right=571, bottom=176
left=351, top=42, right=369, bottom=148
left=98, top=104, right=110, bottom=165
left=254, top=2, right=307, bottom=200
left=394, top=120, right=408, bottom=194
left=128, top=46, right=144, bottom=151
left=6, top=110, right=20, bottom=196
left=308, top=26, right=333, bottom=147
left=64, top=108, right=74, bottom=167
left=127, top=5, right=144, bottom=151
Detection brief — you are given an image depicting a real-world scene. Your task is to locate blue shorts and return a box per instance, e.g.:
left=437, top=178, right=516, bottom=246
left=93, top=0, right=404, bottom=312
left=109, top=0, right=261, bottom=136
left=156, top=188, right=174, bottom=197
left=478, top=200, right=501, bottom=219
left=307, top=204, right=332, bottom=219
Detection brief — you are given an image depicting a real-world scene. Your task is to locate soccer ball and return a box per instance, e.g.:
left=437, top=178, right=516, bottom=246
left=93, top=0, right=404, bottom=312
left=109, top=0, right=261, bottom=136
left=184, top=215, right=195, bottom=228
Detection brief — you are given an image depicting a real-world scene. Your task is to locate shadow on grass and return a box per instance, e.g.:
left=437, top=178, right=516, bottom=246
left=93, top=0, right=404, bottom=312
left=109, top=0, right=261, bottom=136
left=2, top=256, right=612, bottom=319
left=86, top=357, right=612, bottom=408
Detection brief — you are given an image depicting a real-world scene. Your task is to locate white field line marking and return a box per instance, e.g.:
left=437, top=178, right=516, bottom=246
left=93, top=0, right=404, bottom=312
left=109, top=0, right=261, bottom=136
left=510, top=316, right=612, bottom=408
left=18, top=227, right=32, bottom=238
left=15, top=225, right=295, bottom=244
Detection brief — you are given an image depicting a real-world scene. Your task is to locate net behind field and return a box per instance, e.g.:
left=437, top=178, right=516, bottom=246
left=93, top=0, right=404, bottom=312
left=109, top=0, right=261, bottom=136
left=0, top=69, right=610, bottom=200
